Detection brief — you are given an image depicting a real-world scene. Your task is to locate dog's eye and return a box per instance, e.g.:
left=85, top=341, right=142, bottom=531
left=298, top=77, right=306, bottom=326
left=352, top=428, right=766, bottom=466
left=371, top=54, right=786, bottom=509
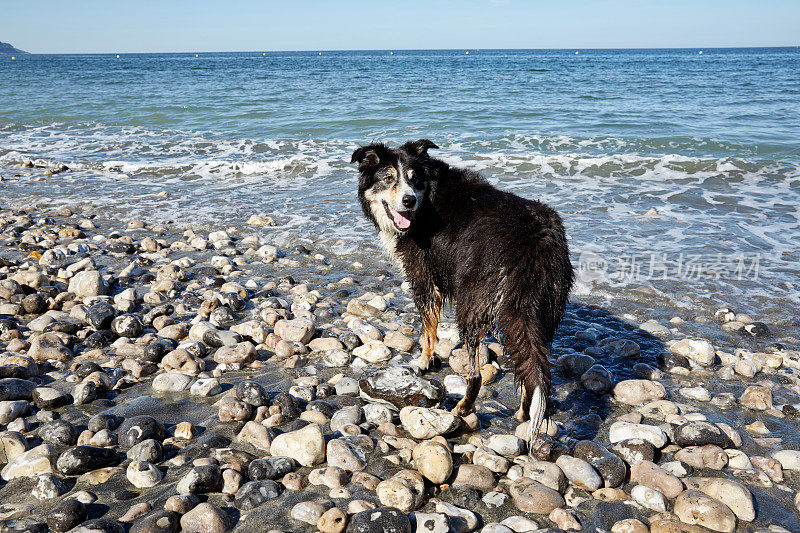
left=383, top=175, right=394, bottom=184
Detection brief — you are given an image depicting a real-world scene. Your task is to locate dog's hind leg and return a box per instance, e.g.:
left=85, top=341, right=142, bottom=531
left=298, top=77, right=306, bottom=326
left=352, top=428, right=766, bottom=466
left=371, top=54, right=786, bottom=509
left=513, top=385, right=531, bottom=422
left=411, top=287, right=442, bottom=373
left=452, top=338, right=482, bottom=417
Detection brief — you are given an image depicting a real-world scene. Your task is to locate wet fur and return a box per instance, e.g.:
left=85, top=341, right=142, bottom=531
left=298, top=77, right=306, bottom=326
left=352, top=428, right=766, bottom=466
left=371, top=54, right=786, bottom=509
left=353, top=140, right=574, bottom=447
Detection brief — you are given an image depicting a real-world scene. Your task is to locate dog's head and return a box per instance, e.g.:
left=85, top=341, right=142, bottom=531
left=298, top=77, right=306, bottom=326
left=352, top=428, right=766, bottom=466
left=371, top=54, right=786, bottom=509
left=352, top=139, right=438, bottom=235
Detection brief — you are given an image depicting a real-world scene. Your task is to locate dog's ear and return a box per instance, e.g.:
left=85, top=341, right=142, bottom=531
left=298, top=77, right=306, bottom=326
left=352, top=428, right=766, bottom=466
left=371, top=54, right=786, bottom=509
left=402, top=139, right=439, bottom=157
left=351, top=146, right=381, bottom=168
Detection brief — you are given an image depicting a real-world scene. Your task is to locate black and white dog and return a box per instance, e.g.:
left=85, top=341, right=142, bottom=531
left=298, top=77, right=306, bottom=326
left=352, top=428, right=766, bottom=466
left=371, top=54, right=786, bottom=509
left=352, top=140, right=573, bottom=445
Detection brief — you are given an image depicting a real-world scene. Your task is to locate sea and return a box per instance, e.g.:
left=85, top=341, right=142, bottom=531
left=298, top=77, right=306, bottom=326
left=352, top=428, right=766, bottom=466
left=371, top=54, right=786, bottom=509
left=1, top=48, right=799, bottom=335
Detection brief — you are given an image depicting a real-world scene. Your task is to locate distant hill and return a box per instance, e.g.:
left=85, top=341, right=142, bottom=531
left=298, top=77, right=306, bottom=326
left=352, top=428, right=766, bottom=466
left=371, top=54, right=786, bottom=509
left=0, top=41, right=28, bottom=54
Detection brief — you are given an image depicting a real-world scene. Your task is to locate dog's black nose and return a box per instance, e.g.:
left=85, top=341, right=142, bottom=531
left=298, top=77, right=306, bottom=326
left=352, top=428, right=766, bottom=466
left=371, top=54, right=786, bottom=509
left=402, top=194, right=416, bottom=209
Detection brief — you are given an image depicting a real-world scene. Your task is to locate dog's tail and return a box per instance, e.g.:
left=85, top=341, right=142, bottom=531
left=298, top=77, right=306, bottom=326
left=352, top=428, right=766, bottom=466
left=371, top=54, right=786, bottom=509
left=501, top=312, right=551, bottom=454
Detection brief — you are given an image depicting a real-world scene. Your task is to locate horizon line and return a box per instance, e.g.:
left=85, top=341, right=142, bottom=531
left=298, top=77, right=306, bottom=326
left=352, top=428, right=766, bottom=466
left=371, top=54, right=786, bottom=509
left=8, top=45, right=799, bottom=56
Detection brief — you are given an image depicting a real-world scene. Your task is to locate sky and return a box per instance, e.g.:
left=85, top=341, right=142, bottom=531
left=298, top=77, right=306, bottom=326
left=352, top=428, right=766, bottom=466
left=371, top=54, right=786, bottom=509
left=2, top=0, right=798, bottom=54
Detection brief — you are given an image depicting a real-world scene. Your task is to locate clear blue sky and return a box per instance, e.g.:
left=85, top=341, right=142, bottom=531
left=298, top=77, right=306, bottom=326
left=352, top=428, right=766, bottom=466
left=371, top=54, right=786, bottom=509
left=2, top=0, right=798, bottom=53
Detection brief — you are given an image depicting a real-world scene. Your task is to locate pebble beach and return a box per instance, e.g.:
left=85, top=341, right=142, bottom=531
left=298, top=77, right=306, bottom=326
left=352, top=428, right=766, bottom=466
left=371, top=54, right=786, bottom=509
left=1, top=160, right=799, bottom=533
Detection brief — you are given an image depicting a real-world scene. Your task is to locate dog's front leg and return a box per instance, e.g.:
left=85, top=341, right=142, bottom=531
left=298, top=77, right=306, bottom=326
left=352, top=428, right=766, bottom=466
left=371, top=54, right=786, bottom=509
left=411, top=287, right=442, bottom=373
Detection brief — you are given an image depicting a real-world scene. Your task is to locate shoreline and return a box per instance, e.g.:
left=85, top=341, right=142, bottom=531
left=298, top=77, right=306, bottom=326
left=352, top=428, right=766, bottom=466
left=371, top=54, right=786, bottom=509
left=0, top=189, right=799, bottom=531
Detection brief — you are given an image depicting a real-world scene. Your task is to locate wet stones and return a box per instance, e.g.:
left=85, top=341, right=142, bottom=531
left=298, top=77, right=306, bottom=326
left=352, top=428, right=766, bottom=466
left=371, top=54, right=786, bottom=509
left=234, top=380, right=268, bottom=407
left=581, top=364, right=614, bottom=394
left=269, top=423, right=326, bottom=466
left=291, top=499, right=334, bottom=525
left=217, top=396, right=252, bottom=422
left=57, top=446, right=120, bottom=475
left=675, top=445, right=728, bottom=470
left=179, top=502, right=229, bottom=533
left=674, top=421, right=733, bottom=448
left=353, top=340, right=392, bottom=363
left=39, top=419, right=78, bottom=447
left=31, top=387, right=70, bottom=410
left=556, top=454, right=603, bottom=491
left=327, top=436, right=370, bottom=472
left=487, top=434, right=526, bottom=457
left=739, top=386, right=772, bottom=410
left=47, top=498, right=87, bottom=532
left=613, top=379, right=667, bottom=405
left=630, top=460, right=684, bottom=498
left=234, top=480, right=280, bottom=510
left=683, top=477, right=755, bottom=522
left=452, top=463, right=496, bottom=490
left=610, top=439, right=656, bottom=465
left=127, top=439, right=163, bottom=464
left=0, top=378, right=37, bottom=401
left=376, top=470, right=425, bottom=512
left=399, top=406, right=460, bottom=439
left=359, top=366, right=445, bottom=410
left=669, top=339, right=715, bottom=366
left=609, top=421, right=668, bottom=448
left=111, top=314, right=144, bottom=338
left=85, top=301, right=115, bottom=330
left=248, top=457, right=296, bottom=480
left=348, top=506, right=411, bottom=533
left=1, top=444, right=58, bottom=480
left=118, top=416, right=165, bottom=449
left=631, top=484, right=666, bottom=511
left=274, top=318, right=315, bottom=344
left=509, top=477, right=565, bottom=514
left=674, top=490, right=736, bottom=532
left=176, top=465, right=221, bottom=494
left=27, top=333, right=72, bottom=362
left=126, top=460, right=162, bottom=488
left=573, top=440, right=626, bottom=488
left=213, top=341, right=257, bottom=365
left=412, top=441, right=453, bottom=484
left=68, top=270, right=107, bottom=297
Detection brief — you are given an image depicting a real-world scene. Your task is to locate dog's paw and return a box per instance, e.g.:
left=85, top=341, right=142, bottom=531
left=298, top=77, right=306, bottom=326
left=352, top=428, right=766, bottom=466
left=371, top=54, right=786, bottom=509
left=408, top=356, right=431, bottom=374
left=513, top=408, right=529, bottom=423
left=451, top=402, right=475, bottom=418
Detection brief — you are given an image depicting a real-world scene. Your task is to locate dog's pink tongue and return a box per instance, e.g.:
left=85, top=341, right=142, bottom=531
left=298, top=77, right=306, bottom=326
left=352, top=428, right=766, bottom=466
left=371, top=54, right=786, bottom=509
left=391, top=208, right=411, bottom=229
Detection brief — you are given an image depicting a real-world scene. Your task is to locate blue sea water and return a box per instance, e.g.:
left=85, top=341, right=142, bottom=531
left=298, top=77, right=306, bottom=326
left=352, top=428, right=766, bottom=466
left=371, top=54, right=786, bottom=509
left=1, top=48, right=799, bottom=326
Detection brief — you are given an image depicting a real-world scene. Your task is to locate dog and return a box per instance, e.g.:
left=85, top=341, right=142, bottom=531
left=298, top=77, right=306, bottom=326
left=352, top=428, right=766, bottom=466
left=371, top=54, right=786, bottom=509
left=352, top=139, right=573, bottom=445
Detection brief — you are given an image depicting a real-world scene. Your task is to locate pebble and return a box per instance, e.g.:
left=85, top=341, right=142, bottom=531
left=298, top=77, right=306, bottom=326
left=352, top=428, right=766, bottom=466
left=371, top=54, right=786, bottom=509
left=674, top=489, right=736, bottom=532
left=269, top=423, right=326, bottom=466
left=359, top=366, right=445, bottom=409
left=399, top=406, right=460, bottom=439
left=553, top=454, right=601, bottom=491
left=683, top=477, right=755, bottom=521
left=234, top=480, right=281, bottom=510
left=126, top=460, right=162, bottom=488
left=673, top=421, right=732, bottom=448
left=47, top=498, right=87, bottom=532
left=57, top=445, right=120, bottom=475
left=573, top=440, right=626, bottom=488
left=291, top=499, right=334, bottom=525
left=630, top=460, right=684, bottom=498
left=609, top=421, right=668, bottom=448
left=631, top=484, right=667, bottom=511
left=613, top=379, right=667, bottom=405
left=675, top=445, right=729, bottom=470
left=317, top=507, right=348, bottom=533
left=179, top=502, right=229, bottom=533
left=412, top=440, right=453, bottom=484
left=669, top=339, right=716, bottom=366
left=376, top=470, right=425, bottom=512
left=348, top=506, right=411, bottom=533
left=509, top=477, right=565, bottom=514
left=739, top=385, right=773, bottom=410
